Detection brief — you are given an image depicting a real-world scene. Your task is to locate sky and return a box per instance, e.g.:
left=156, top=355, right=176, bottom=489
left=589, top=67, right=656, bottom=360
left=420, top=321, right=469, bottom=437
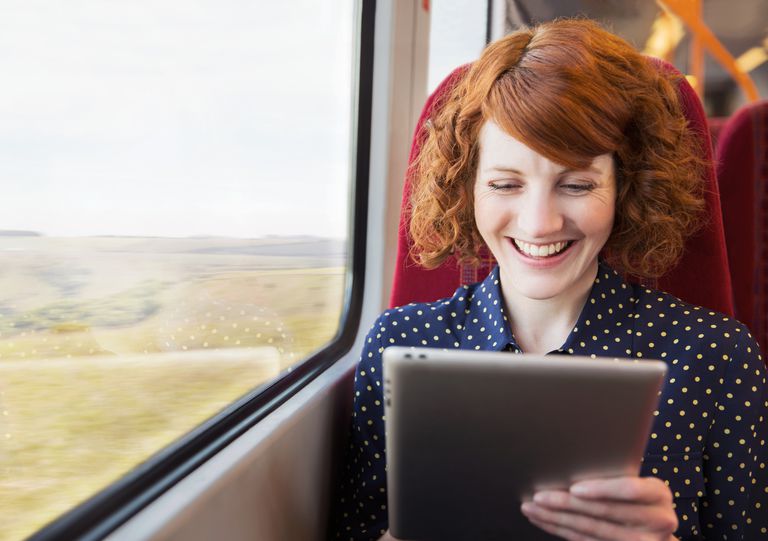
left=0, top=0, right=485, bottom=239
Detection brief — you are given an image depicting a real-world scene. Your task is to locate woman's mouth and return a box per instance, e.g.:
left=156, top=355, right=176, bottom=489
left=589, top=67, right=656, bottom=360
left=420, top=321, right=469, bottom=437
left=512, top=239, right=575, bottom=258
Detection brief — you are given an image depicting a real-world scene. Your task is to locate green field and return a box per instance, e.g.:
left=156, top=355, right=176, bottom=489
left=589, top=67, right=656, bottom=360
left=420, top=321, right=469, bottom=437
left=0, top=236, right=345, bottom=540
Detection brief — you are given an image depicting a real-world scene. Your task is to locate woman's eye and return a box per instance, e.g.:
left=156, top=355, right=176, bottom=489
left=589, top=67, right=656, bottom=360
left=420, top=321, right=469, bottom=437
left=488, top=181, right=521, bottom=192
left=561, top=183, right=595, bottom=193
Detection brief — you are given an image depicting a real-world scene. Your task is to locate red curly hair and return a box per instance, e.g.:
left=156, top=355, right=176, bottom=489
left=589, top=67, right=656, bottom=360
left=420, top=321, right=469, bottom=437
left=409, top=18, right=707, bottom=278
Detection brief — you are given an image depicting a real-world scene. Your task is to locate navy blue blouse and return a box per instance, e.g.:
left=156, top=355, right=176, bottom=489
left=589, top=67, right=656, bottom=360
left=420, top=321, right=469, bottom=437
left=333, top=263, right=768, bottom=540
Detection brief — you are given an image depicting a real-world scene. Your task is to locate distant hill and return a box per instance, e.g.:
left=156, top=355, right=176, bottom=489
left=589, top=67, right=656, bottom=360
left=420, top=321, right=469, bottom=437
left=190, top=239, right=345, bottom=257
left=0, top=230, right=42, bottom=237
left=0, top=233, right=346, bottom=260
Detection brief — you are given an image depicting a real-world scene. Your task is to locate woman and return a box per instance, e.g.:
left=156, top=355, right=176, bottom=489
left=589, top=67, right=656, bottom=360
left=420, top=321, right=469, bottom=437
left=334, top=19, right=767, bottom=541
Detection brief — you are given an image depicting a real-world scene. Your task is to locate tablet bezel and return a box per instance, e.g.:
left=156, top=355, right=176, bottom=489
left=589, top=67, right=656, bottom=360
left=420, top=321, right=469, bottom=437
left=383, top=346, right=667, bottom=541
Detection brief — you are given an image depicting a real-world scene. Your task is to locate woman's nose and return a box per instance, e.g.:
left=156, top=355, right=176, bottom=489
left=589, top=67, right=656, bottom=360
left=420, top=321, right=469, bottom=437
left=516, top=192, right=564, bottom=238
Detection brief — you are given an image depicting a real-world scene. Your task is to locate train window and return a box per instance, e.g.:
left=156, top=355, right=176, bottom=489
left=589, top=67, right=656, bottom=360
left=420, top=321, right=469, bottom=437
left=428, top=0, right=488, bottom=92
left=0, top=1, right=357, bottom=539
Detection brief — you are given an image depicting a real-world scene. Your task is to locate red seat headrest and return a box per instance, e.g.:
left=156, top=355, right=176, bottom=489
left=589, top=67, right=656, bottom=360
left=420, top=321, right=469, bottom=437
left=390, top=59, right=734, bottom=318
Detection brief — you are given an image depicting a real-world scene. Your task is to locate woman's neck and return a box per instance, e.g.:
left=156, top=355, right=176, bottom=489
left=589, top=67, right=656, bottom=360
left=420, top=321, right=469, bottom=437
left=500, top=263, right=598, bottom=355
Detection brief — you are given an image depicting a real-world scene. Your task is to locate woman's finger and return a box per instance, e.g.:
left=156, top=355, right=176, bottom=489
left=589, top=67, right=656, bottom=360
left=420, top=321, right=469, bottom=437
left=522, top=501, right=627, bottom=540
left=532, top=489, right=678, bottom=530
left=527, top=516, right=604, bottom=541
left=569, top=476, right=673, bottom=504
left=521, top=501, right=670, bottom=541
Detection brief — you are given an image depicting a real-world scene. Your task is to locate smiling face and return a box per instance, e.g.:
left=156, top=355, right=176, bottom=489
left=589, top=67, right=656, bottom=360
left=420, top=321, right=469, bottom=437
left=474, top=120, right=616, bottom=304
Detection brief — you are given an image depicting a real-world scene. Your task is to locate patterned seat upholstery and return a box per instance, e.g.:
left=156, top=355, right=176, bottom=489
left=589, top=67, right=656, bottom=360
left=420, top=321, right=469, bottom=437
left=715, top=100, right=768, bottom=351
left=390, top=59, right=735, bottom=319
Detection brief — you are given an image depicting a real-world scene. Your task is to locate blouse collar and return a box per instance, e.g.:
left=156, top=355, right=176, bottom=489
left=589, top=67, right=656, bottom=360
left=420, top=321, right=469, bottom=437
left=460, top=262, right=638, bottom=357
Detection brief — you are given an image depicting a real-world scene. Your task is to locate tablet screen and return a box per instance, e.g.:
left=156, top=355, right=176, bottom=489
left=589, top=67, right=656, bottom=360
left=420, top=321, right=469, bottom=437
left=383, top=346, right=666, bottom=541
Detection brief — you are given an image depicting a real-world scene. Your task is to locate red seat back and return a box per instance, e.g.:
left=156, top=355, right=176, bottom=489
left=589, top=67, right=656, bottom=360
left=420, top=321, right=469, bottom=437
left=715, top=100, right=768, bottom=349
left=708, top=116, right=728, bottom=147
left=390, top=60, right=734, bottom=318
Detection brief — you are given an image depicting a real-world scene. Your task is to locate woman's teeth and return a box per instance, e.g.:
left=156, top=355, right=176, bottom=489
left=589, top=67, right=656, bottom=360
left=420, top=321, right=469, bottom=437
left=513, top=239, right=571, bottom=257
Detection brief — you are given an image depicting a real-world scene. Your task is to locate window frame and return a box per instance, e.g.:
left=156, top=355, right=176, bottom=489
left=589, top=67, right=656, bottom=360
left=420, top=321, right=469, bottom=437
left=24, top=1, right=376, bottom=540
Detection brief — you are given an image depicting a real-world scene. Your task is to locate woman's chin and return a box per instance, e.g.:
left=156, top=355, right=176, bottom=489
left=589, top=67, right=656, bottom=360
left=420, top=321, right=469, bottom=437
left=504, top=277, right=571, bottom=301
left=496, top=249, right=602, bottom=303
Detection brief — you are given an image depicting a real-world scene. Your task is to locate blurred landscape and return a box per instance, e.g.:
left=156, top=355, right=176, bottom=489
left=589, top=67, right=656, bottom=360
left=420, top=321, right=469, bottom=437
left=0, top=233, right=345, bottom=540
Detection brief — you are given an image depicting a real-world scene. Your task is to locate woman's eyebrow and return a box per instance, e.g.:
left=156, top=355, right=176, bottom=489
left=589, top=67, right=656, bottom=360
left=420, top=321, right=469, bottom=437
left=483, top=166, right=524, bottom=175
left=483, top=165, right=604, bottom=175
left=558, top=165, right=604, bottom=175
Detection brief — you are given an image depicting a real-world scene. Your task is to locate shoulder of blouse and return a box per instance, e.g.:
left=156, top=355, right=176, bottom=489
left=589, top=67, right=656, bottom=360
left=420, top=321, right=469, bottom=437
left=368, top=281, right=486, bottom=337
left=632, top=285, right=765, bottom=372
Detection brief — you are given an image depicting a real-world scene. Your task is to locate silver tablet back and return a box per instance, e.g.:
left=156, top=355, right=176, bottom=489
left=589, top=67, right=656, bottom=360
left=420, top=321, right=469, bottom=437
left=383, top=346, right=667, bottom=541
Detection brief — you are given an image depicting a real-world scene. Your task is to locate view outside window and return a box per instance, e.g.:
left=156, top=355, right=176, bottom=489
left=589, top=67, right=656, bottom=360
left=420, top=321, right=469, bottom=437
left=0, top=2, right=355, bottom=539
left=428, top=0, right=487, bottom=92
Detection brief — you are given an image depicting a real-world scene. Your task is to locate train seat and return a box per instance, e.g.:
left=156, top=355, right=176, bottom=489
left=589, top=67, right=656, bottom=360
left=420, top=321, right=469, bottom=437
left=715, top=100, right=768, bottom=352
left=390, top=59, right=735, bottom=319
left=708, top=116, right=728, bottom=147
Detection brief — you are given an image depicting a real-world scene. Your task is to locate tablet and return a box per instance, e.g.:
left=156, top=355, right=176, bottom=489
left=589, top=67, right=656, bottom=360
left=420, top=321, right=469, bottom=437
left=383, top=346, right=667, bottom=541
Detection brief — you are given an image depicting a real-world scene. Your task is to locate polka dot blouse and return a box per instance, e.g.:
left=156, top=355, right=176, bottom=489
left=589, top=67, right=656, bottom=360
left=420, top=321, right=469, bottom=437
left=333, top=262, right=768, bottom=540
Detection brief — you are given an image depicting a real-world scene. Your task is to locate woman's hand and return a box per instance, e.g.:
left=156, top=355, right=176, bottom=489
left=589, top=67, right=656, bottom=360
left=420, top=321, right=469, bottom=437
left=520, top=476, right=679, bottom=541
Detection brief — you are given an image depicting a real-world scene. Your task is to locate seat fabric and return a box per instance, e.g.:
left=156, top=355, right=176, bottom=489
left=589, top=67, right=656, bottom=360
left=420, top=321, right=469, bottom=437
left=390, top=59, right=735, bottom=320
left=716, top=100, right=768, bottom=350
